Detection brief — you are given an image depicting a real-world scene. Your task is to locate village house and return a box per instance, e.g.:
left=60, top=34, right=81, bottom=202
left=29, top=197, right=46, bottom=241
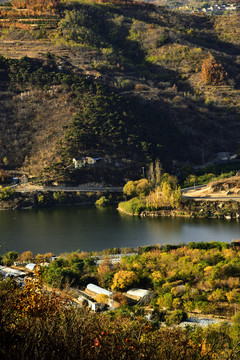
left=73, top=157, right=86, bottom=169
left=73, top=156, right=103, bottom=169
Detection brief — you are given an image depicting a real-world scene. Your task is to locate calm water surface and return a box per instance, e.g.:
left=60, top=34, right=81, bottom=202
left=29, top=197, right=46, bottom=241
left=0, top=206, right=240, bottom=255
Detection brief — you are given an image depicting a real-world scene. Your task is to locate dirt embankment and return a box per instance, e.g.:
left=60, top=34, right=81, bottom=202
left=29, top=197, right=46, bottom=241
left=183, top=176, right=240, bottom=200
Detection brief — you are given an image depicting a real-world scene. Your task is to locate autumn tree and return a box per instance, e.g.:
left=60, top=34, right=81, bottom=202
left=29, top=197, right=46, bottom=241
left=123, top=179, right=151, bottom=198
left=97, top=256, right=112, bottom=287
left=147, top=159, right=162, bottom=186
left=112, top=270, right=138, bottom=291
left=18, top=251, right=34, bottom=262
left=201, top=57, right=228, bottom=85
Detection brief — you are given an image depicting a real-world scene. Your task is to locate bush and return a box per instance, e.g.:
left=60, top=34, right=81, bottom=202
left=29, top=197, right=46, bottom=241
left=165, top=310, right=187, bottom=326
left=95, top=196, right=109, bottom=207
left=118, top=197, right=145, bottom=215
left=0, top=187, right=15, bottom=201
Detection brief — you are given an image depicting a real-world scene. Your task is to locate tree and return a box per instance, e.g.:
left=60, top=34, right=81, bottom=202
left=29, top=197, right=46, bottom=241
left=201, top=57, right=227, bottom=85
left=18, top=251, right=33, bottom=262
left=123, top=180, right=136, bottom=197
left=135, top=179, right=151, bottom=196
left=112, top=270, right=138, bottom=291
left=2, top=251, right=19, bottom=266
left=147, top=159, right=162, bottom=186
left=123, top=179, right=151, bottom=198
left=97, top=257, right=112, bottom=287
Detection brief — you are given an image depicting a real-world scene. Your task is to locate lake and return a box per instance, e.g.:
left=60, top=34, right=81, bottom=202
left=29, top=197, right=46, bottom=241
left=0, top=206, right=240, bottom=255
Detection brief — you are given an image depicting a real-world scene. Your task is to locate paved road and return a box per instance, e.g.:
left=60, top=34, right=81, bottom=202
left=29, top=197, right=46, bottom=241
left=15, top=185, right=123, bottom=193
left=182, top=195, right=240, bottom=202
left=181, top=184, right=206, bottom=193
left=13, top=184, right=240, bottom=202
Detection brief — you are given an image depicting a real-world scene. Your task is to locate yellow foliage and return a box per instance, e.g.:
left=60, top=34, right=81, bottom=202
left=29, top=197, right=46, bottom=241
left=112, top=270, right=138, bottom=290
left=95, top=294, right=109, bottom=304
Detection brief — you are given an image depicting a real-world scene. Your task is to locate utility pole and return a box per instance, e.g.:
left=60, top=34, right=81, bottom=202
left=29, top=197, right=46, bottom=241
left=142, top=167, right=145, bottom=178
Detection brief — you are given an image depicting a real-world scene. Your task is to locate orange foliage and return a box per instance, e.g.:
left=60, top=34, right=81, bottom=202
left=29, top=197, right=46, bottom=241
left=18, top=251, right=34, bottom=262
left=12, top=0, right=59, bottom=12
left=201, top=57, right=228, bottom=85
left=97, top=257, right=112, bottom=286
left=13, top=268, right=69, bottom=318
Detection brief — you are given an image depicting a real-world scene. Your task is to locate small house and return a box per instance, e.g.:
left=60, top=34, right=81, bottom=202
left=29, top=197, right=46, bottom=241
left=73, top=157, right=86, bottom=169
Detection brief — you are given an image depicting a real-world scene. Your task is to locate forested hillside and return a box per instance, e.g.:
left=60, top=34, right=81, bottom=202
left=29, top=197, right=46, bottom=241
left=0, top=0, right=239, bottom=183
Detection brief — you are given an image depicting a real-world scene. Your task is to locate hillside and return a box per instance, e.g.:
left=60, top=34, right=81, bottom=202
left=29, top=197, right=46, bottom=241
left=0, top=0, right=239, bottom=184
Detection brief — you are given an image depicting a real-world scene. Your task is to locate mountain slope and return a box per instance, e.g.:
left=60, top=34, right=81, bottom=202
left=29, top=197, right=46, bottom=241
left=0, top=0, right=239, bottom=183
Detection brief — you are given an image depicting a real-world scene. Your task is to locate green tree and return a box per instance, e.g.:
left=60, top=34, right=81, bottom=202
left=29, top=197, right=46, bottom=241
left=3, top=251, right=19, bottom=266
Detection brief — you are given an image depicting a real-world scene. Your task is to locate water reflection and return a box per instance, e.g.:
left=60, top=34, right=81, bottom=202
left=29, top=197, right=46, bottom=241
left=0, top=206, right=239, bottom=255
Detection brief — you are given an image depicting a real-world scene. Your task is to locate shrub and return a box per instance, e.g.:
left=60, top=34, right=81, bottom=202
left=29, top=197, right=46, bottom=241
left=113, top=292, right=128, bottom=306
left=0, top=187, right=15, bottom=201
left=118, top=197, right=145, bottom=215
left=95, top=196, right=109, bottom=206
left=165, top=310, right=187, bottom=326
left=53, top=191, right=66, bottom=203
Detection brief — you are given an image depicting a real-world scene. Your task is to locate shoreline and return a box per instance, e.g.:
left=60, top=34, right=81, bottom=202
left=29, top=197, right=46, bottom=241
left=118, top=200, right=240, bottom=220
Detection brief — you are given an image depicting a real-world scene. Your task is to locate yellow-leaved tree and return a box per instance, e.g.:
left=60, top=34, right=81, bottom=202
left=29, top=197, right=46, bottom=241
left=112, top=270, right=138, bottom=291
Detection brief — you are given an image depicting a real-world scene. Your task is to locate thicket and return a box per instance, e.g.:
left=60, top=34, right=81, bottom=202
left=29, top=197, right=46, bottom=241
left=33, top=241, right=240, bottom=317
left=41, top=251, right=97, bottom=288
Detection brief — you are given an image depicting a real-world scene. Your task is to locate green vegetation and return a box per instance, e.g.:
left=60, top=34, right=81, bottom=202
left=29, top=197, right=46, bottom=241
left=95, top=196, right=109, bottom=206
left=119, top=161, right=182, bottom=215
left=41, top=251, right=96, bottom=288
left=2, top=250, right=19, bottom=266
left=183, top=171, right=235, bottom=188
left=118, top=197, right=146, bottom=215
left=0, top=187, right=15, bottom=201
left=5, top=241, right=240, bottom=320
